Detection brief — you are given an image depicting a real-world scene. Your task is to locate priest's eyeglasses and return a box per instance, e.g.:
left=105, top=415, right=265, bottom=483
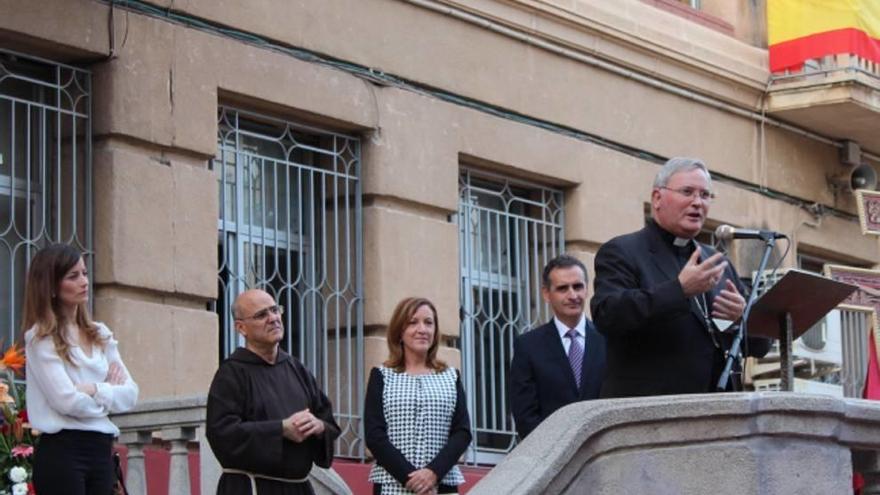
left=661, top=186, right=715, bottom=202
left=236, top=305, right=284, bottom=321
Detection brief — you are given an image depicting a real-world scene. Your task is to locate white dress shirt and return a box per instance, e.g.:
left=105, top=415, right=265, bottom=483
left=25, top=322, right=139, bottom=435
left=553, top=315, right=586, bottom=355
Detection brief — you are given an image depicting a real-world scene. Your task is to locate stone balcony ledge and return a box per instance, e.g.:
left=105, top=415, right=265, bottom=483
left=472, top=392, right=880, bottom=495
left=768, top=55, right=880, bottom=155
left=110, top=395, right=208, bottom=432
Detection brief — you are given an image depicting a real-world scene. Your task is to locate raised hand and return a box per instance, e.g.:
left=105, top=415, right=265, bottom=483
left=678, top=250, right=727, bottom=298
left=712, top=279, right=746, bottom=321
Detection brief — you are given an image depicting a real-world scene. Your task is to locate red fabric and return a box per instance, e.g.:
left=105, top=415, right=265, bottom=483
left=865, top=329, right=880, bottom=400
left=769, top=27, right=880, bottom=72
left=854, top=330, right=880, bottom=494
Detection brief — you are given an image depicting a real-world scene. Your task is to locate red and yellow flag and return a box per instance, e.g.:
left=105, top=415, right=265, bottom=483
left=768, top=0, right=880, bottom=73
left=865, top=328, right=880, bottom=400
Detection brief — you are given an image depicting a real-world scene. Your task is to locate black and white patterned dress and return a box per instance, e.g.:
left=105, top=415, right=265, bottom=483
left=365, top=366, right=471, bottom=495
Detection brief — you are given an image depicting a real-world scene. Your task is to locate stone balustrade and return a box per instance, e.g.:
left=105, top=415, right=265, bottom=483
left=111, top=396, right=208, bottom=495
left=471, top=392, right=880, bottom=495
left=772, top=53, right=880, bottom=84
left=110, top=395, right=352, bottom=495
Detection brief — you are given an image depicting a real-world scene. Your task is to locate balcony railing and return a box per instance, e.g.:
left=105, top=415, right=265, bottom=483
left=111, top=396, right=206, bottom=495
left=771, top=53, right=880, bottom=84
left=767, top=53, right=880, bottom=155
left=110, top=396, right=352, bottom=495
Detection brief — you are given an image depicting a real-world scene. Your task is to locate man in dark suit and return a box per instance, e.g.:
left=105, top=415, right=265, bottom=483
left=591, top=157, right=771, bottom=398
left=509, top=254, right=606, bottom=438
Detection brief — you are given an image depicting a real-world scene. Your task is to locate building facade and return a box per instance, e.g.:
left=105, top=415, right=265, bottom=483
left=2, top=0, right=879, bottom=490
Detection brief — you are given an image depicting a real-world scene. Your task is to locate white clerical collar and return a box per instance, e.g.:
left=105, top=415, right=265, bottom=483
left=553, top=315, right=586, bottom=340
left=673, top=237, right=692, bottom=247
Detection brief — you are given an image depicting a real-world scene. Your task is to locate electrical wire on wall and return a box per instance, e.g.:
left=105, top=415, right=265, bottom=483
left=100, top=0, right=858, bottom=223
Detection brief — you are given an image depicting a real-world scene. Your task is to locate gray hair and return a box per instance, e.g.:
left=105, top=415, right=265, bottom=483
left=653, top=157, right=712, bottom=189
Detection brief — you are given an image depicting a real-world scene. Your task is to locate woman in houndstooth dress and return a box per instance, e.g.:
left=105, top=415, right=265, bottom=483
left=365, top=297, right=472, bottom=495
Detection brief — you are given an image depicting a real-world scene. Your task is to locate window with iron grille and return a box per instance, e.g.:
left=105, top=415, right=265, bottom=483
left=211, top=107, right=364, bottom=458
left=0, top=50, right=92, bottom=344
left=457, top=168, right=564, bottom=464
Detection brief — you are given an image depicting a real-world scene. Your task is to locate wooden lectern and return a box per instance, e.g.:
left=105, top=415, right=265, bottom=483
left=747, top=270, right=858, bottom=391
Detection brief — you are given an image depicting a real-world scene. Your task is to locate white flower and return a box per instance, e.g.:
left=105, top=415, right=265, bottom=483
left=10, top=483, right=26, bottom=495
left=8, top=466, right=26, bottom=483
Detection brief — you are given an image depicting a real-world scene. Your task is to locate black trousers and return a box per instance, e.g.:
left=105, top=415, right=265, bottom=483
left=33, top=429, right=115, bottom=495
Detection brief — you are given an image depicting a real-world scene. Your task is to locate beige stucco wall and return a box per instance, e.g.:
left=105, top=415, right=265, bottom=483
left=2, top=0, right=877, bottom=406
left=700, top=0, right=768, bottom=47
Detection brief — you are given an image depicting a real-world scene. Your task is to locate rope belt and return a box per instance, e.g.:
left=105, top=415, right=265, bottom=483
left=222, top=468, right=309, bottom=495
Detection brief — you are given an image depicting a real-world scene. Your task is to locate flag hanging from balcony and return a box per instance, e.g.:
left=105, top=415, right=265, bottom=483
left=768, top=0, right=880, bottom=73
left=865, top=327, right=880, bottom=400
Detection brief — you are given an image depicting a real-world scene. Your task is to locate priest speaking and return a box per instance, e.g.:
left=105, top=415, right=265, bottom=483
left=207, top=289, right=341, bottom=494
left=591, top=157, right=771, bottom=398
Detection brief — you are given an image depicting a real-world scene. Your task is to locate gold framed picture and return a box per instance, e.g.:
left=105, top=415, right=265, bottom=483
left=856, top=189, right=880, bottom=236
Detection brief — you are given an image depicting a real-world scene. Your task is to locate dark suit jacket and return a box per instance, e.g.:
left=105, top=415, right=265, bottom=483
left=591, top=220, right=771, bottom=398
left=509, top=318, right=606, bottom=438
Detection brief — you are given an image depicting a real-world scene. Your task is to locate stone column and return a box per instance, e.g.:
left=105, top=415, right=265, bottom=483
left=199, top=426, right=222, bottom=495
left=163, top=426, right=196, bottom=495
left=118, top=430, right=152, bottom=495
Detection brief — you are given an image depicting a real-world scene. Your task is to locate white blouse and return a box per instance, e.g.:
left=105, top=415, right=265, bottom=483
left=25, top=322, right=139, bottom=435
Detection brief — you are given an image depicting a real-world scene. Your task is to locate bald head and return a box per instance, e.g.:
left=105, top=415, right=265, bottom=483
left=233, top=289, right=284, bottom=356
left=233, top=289, right=272, bottom=320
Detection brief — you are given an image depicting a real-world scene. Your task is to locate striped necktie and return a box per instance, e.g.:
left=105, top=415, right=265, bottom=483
left=566, top=328, right=584, bottom=389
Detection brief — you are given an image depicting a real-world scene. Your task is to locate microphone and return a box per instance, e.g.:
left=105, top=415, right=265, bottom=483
left=714, top=224, right=786, bottom=241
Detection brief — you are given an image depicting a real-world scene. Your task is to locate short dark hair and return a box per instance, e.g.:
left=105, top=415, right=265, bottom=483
left=542, top=254, right=588, bottom=287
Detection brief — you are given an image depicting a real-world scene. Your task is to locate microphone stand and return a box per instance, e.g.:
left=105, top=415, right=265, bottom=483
left=715, top=233, right=776, bottom=392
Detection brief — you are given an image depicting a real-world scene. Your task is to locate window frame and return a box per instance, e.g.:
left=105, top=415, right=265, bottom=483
left=457, top=167, right=564, bottom=464
left=211, top=106, right=365, bottom=458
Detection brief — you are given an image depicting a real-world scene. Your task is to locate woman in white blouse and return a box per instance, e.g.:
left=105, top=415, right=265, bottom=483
left=22, top=244, right=138, bottom=495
